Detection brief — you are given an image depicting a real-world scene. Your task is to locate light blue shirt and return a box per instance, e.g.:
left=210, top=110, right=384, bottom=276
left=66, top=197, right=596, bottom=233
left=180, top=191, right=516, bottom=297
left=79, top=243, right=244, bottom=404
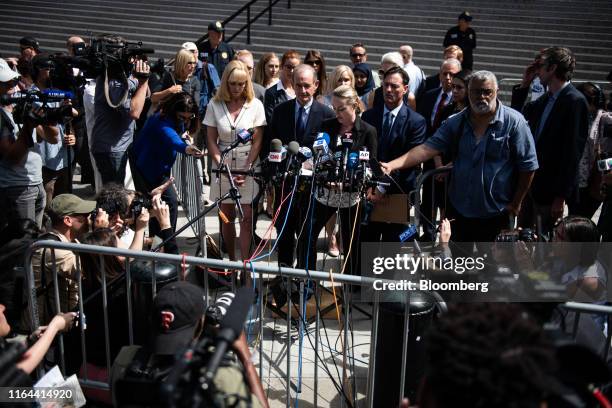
left=425, top=102, right=539, bottom=218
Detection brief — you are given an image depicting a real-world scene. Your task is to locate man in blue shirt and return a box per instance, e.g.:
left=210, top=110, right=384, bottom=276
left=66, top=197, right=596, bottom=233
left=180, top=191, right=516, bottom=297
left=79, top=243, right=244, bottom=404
left=381, top=71, right=538, bottom=242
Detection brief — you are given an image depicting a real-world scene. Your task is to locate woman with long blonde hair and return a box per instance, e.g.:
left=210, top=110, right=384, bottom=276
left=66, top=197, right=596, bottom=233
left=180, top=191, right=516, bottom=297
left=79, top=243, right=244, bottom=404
left=204, top=60, right=266, bottom=271
left=151, top=48, right=201, bottom=107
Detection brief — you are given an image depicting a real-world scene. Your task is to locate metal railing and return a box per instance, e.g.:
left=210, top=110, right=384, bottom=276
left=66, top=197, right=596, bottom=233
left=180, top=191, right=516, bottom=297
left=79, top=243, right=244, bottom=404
left=171, top=153, right=206, bottom=237
left=195, top=0, right=292, bottom=46
left=411, top=166, right=452, bottom=235
left=25, top=239, right=406, bottom=407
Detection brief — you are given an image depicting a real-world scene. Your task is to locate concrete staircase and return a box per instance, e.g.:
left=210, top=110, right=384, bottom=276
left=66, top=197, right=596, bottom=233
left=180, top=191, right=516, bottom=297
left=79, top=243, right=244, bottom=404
left=2, top=0, right=610, bottom=84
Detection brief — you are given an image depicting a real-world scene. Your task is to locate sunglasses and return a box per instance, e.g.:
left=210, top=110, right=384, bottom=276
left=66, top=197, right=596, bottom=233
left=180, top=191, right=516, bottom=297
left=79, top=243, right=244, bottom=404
left=306, top=60, right=321, bottom=66
left=351, top=53, right=365, bottom=58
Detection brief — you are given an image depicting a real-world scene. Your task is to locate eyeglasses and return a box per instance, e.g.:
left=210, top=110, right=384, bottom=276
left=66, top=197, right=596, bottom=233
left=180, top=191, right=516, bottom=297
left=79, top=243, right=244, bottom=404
left=284, top=64, right=298, bottom=71
left=469, top=88, right=496, bottom=97
left=351, top=53, right=365, bottom=58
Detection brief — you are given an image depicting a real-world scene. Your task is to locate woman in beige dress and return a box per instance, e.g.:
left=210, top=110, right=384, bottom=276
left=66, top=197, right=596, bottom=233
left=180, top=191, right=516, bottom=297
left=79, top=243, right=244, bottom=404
left=204, top=60, right=266, bottom=262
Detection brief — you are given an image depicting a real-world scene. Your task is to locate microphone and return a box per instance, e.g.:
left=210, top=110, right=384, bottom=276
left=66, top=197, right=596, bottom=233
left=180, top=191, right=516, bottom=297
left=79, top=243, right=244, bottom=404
left=347, top=152, right=359, bottom=171
left=222, top=128, right=254, bottom=154
left=267, top=138, right=287, bottom=163
left=313, top=132, right=330, bottom=157
left=297, top=146, right=313, bottom=162
left=203, top=287, right=254, bottom=384
left=285, top=141, right=301, bottom=174
left=341, top=133, right=354, bottom=179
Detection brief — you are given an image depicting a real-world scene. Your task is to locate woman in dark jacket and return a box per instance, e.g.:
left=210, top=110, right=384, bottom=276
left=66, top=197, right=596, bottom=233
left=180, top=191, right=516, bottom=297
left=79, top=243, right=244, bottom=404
left=130, top=92, right=202, bottom=235
left=298, top=85, right=378, bottom=276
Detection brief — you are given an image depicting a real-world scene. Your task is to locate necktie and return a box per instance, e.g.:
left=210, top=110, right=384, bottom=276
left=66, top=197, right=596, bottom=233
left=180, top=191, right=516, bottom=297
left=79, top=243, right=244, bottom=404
left=380, top=111, right=393, bottom=158
left=296, top=105, right=306, bottom=142
left=432, top=92, right=448, bottom=130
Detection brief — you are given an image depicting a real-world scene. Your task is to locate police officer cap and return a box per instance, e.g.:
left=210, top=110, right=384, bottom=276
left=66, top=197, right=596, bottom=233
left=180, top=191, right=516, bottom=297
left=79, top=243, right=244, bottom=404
left=458, top=11, right=473, bottom=22
left=208, top=21, right=225, bottom=33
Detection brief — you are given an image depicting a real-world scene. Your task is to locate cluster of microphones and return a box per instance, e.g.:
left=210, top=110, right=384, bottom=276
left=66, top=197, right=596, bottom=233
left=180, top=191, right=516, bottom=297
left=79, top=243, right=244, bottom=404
left=215, top=129, right=389, bottom=212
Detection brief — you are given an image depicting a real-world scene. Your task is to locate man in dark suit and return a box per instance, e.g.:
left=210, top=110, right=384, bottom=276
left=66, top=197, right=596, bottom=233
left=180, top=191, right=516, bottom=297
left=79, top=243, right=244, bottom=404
left=416, top=58, right=461, bottom=240
left=268, top=64, right=335, bottom=267
left=512, top=46, right=589, bottom=236
left=362, top=66, right=427, bottom=241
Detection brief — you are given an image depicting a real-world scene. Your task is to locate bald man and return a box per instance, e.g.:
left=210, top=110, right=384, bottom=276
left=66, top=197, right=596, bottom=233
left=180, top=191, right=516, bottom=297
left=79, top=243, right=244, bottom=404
left=399, top=45, right=425, bottom=96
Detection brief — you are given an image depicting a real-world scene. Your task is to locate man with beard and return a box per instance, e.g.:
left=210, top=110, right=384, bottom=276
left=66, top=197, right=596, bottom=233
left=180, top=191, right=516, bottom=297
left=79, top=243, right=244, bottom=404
left=381, top=71, right=538, bottom=241
left=32, top=194, right=107, bottom=324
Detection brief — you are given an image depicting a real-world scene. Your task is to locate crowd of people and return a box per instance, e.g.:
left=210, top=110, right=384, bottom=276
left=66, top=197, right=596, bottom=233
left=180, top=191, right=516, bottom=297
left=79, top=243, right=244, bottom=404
left=0, top=9, right=612, bottom=407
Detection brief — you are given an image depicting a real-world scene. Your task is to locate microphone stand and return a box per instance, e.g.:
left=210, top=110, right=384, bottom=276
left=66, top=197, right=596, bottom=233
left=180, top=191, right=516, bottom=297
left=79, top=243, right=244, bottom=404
left=151, top=150, right=244, bottom=253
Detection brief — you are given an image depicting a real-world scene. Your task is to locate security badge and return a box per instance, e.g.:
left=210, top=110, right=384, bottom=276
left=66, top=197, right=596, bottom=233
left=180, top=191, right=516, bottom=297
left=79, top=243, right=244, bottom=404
left=222, top=52, right=228, bottom=59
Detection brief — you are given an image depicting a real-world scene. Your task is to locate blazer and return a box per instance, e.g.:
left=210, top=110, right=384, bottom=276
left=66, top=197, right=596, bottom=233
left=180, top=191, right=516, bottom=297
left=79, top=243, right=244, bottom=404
left=268, top=99, right=335, bottom=147
left=263, top=84, right=289, bottom=124
left=512, top=83, right=589, bottom=205
left=362, top=103, right=427, bottom=194
left=320, top=115, right=382, bottom=178
left=417, top=86, right=443, bottom=137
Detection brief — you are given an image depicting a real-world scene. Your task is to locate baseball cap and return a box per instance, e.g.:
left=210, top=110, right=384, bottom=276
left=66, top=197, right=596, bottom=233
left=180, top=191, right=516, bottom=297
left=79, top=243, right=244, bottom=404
left=50, top=194, right=96, bottom=217
left=0, top=58, right=20, bottom=83
left=458, top=11, right=473, bottom=22
left=151, top=281, right=207, bottom=354
left=19, top=36, right=40, bottom=50
left=181, top=42, right=198, bottom=52
left=207, top=21, right=225, bottom=33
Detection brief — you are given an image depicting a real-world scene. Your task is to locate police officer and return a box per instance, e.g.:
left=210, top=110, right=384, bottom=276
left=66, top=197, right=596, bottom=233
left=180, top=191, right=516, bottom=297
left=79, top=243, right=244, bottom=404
left=198, top=21, right=235, bottom=77
left=443, top=11, right=477, bottom=71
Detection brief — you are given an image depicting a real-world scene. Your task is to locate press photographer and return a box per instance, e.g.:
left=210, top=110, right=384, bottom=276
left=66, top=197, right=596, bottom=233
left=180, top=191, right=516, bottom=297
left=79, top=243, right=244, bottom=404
left=89, top=34, right=151, bottom=186
left=111, top=284, right=268, bottom=408
left=0, top=57, right=60, bottom=229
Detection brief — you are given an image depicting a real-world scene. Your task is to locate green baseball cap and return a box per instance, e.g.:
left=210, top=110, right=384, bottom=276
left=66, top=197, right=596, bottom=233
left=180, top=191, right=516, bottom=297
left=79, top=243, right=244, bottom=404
left=50, top=194, right=96, bottom=217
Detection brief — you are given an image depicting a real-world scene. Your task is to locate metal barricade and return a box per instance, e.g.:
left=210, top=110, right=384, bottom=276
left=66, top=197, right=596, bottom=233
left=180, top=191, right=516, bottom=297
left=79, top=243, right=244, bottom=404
left=171, top=153, right=206, bottom=237
left=411, top=166, right=453, bottom=237
left=25, top=239, right=428, bottom=408
left=563, top=302, right=612, bottom=361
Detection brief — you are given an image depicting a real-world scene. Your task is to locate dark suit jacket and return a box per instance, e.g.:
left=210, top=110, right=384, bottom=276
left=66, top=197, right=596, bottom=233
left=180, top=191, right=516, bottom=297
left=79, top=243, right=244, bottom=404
left=511, top=83, right=589, bottom=205
left=362, top=103, right=426, bottom=193
left=417, top=86, right=443, bottom=137
left=263, top=84, right=289, bottom=124
left=268, top=99, right=335, bottom=147
left=423, top=75, right=440, bottom=94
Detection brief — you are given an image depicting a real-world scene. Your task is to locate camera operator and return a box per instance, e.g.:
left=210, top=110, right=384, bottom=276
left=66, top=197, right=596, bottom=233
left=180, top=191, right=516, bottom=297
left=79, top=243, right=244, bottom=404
left=0, top=58, right=59, bottom=229
left=65, top=35, right=96, bottom=189
left=111, top=282, right=268, bottom=408
left=30, top=54, right=78, bottom=205
left=90, top=34, right=150, bottom=186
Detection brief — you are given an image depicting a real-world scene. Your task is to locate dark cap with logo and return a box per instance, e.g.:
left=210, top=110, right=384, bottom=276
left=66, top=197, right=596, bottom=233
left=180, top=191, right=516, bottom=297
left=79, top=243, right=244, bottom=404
left=458, top=11, right=473, bottom=22
left=208, top=21, right=225, bottom=33
left=50, top=194, right=96, bottom=217
left=151, top=281, right=207, bottom=353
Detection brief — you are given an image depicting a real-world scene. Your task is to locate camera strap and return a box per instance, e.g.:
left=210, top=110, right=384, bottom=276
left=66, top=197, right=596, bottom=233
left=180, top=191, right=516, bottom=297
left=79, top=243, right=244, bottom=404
left=103, top=68, right=129, bottom=109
